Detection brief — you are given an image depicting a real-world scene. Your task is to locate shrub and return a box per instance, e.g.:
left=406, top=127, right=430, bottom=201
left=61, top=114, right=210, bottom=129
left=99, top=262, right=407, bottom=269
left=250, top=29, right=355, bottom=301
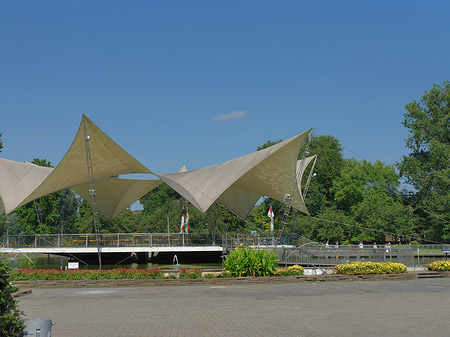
left=0, top=261, right=24, bottom=337
left=335, top=261, right=407, bottom=275
left=178, top=268, right=202, bottom=279
left=224, top=246, right=278, bottom=277
left=216, top=271, right=232, bottom=278
left=275, top=265, right=304, bottom=276
left=427, top=260, right=450, bottom=271
left=10, top=268, right=164, bottom=281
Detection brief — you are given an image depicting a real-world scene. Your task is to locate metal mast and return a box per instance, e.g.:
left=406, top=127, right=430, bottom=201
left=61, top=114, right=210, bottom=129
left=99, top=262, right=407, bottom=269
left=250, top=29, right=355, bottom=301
left=83, top=116, right=102, bottom=268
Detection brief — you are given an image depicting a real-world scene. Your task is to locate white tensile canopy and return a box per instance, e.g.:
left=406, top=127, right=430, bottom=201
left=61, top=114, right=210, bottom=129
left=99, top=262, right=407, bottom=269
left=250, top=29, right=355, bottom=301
left=0, top=157, right=160, bottom=220
left=16, top=115, right=153, bottom=209
left=1, top=114, right=314, bottom=221
left=0, top=159, right=53, bottom=214
left=297, top=155, right=318, bottom=196
left=156, top=129, right=312, bottom=219
left=72, top=177, right=161, bottom=220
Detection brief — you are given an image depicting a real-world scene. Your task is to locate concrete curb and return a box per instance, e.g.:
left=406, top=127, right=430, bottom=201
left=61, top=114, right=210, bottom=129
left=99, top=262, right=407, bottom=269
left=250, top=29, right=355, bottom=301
left=12, top=272, right=418, bottom=289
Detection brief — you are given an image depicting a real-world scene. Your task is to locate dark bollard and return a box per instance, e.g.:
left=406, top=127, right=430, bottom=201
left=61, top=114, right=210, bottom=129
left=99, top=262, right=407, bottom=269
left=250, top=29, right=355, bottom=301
left=22, top=318, right=53, bottom=336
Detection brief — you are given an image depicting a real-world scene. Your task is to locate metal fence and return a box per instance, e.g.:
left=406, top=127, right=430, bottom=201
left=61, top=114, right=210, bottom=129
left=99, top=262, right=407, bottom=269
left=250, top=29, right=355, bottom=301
left=2, top=233, right=223, bottom=249
left=274, top=246, right=418, bottom=267
left=2, top=233, right=448, bottom=267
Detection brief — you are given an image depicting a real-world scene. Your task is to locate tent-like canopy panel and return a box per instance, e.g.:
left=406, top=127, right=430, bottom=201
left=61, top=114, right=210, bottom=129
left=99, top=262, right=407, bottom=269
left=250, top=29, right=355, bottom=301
left=17, top=115, right=152, bottom=209
left=72, top=177, right=161, bottom=220
left=0, top=159, right=53, bottom=214
left=156, top=129, right=312, bottom=218
left=1, top=114, right=314, bottom=222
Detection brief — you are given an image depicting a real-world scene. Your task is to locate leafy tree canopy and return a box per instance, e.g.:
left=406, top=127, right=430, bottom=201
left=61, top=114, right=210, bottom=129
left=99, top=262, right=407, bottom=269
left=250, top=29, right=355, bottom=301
left=398, top=81, right=450, bottom=240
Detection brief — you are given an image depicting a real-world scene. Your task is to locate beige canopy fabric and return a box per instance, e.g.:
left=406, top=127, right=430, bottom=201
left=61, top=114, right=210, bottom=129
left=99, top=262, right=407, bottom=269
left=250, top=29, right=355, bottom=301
left=17, top=115, right=152, bottom=209
left=0, top=157, right=159, bottom=220
left=156, top=129, right=312, bottom=219
left=297, top=155, right=318, bottom=195
left=72, top=177, right=161, bottom=220
left=0, top=159, right=53, bottom=214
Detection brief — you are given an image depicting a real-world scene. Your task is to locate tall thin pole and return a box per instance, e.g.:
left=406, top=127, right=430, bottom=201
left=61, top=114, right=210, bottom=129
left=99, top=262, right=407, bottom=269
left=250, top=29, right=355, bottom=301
left=83, top=116, right=102, bottom=268
left=6, top=219, right=9, bottom=248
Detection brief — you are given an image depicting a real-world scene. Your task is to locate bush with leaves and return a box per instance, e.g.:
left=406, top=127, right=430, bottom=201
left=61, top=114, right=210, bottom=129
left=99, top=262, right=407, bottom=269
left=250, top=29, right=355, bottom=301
left=11, top=268, right=164, bottom=280
left=224, top=246, right=278, bottom=277
left=178, top=268, right=202, bottom=279
left=427, top=260, right=450, bottom=271
left=335, top=261, right=407, bottom=275
left=1, top=261, right=24, bottom=337
left=275, top=264, right=304, bottom=276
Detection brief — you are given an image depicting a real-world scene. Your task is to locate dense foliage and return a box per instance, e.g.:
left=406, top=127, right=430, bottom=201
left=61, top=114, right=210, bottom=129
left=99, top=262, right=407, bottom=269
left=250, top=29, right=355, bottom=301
left=275, top=264, right=304, bottom=276
left=427, top=260, right=450, bottom=271
left=335, top=261, right=407, bottom=275
left=224, top=246, right=278, bottom=277
left=398, top=81, right=450, bottom=241
left=0, top=261, right=24, bottom=337
left=11, top=268, right=164, bottom=280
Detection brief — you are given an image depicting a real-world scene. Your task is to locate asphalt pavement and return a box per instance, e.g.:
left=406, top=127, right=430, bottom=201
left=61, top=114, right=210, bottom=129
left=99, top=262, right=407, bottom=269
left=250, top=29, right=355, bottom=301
left=18, top=278, right=450, bottom=337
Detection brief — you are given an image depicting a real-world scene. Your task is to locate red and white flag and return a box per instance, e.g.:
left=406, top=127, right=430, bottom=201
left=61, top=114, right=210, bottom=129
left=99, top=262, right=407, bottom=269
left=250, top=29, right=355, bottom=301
left=185, top=210, right=189, bottom=233
left=180, top=212, right=185, bottom=233
left=267, top=205, right=275, bottom=234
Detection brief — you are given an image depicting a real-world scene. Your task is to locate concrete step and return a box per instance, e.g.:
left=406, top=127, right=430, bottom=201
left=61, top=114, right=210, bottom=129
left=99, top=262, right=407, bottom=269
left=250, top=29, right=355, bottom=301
left=417, top=271, right=444, bottom=279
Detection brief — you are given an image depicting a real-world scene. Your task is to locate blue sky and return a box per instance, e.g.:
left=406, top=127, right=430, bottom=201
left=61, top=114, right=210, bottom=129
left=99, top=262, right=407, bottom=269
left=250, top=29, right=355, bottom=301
left=1, top=1, right=450, bottom=174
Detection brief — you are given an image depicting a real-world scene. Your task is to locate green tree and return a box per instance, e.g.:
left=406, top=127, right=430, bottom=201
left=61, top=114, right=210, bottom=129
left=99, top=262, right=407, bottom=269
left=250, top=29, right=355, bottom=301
left=74, top=199, right=109, bottom=233
left=330, top=159, right=414, bottom=242
left=0, top=260, right=24, bottom=336
left=15, top=158, right=61, bottom=234
left=56, top=189, right=81, bottom=234
left=398, top=81, right=450, bottom=241
left=332, top=159, right=400, bottom=214
left=304, top=135, right=344, bottom=216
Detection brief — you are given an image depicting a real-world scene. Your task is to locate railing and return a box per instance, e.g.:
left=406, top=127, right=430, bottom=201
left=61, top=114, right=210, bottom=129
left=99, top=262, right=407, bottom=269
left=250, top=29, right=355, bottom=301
left=1, top=233, right=222, bottom=249
left=1, top=232, right=299, bottom=250
left=2, top=233, right=449, bottom=267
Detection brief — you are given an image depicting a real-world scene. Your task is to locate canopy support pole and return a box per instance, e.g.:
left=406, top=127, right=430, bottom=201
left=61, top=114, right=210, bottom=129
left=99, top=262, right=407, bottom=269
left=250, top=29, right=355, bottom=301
left=83, top=116, right=102, bottom=268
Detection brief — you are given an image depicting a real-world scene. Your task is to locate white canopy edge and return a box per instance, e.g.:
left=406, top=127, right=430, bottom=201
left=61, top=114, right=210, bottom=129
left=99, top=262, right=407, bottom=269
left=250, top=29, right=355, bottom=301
left=17, top=114, right=152, bottom=209
left=156, top=129, right=312, bottom=218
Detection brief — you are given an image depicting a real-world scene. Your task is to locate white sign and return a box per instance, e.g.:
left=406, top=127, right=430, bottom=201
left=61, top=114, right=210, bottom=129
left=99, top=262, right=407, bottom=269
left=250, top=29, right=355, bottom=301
left=68, top=262, right=79, bottom=270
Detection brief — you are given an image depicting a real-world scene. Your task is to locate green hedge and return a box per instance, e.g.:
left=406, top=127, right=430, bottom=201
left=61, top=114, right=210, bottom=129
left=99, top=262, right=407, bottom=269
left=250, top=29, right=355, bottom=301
left=427, top=260, right=450, bottom=271
left=11, top=268, right=164, bottom=281
left=335, top=262, right=407, bottom=275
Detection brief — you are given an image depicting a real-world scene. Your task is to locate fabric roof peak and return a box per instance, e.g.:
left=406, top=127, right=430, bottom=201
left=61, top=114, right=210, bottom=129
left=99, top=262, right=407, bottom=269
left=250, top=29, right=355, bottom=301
left=156, top=128, right=312, bottom=218
left=17, top=114, right=153, bottom=209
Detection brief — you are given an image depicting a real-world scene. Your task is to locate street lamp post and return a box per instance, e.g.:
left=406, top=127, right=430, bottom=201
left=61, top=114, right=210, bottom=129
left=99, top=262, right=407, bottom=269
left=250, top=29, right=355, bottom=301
left=6, top=219, right=9, bottom=248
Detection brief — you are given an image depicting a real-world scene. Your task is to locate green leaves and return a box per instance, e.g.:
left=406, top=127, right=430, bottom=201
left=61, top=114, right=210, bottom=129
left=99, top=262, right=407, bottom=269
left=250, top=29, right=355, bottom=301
left=224, top=246, right=278, bottom=277
left=399, top=81, right=450, bottom=241
left=335, top=262, right=407, bottom=275
left=0, top=261, right=24, bottom=337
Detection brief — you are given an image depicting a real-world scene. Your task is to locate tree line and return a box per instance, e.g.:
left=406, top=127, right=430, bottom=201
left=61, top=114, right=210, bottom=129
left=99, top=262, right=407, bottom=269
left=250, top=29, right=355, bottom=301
left=1, top=81, right=450, bottom=244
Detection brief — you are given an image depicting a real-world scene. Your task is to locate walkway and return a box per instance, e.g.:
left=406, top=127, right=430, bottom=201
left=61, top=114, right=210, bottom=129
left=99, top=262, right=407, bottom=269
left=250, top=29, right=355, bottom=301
left=18, top=278, right=450, bottom=337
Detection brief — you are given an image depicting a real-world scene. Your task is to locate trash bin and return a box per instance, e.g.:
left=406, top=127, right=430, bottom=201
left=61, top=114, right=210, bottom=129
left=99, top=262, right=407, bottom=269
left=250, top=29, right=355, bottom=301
left=22, top=318, right=53, bottom=337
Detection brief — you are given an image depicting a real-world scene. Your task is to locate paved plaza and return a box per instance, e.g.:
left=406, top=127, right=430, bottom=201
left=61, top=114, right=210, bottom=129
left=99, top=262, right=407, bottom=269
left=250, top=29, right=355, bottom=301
left=18, top=278, right=450, bottom=337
